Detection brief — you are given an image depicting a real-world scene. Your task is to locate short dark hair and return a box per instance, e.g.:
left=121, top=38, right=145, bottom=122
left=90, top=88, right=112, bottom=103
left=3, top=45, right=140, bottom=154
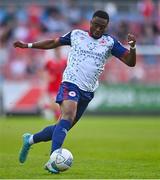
left=92, top=10, right=109, bottom=22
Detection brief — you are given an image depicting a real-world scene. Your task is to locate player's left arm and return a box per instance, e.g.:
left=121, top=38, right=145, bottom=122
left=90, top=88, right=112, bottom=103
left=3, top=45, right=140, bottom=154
left=111, top=34, right=136, bottom=67
left=120, top=34, right=136, bottom=67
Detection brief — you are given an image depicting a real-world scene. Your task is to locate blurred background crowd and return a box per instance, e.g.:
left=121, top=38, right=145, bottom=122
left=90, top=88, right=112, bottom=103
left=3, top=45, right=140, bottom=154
left=0, top=0, right=160, bottom=116
left=0, top=0, right=160, bottom=84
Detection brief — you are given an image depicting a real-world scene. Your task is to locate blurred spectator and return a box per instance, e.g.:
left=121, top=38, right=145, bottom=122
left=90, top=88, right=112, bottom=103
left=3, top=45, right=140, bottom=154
left=41, top=6, right=69, bottom=33
left=40, top=48, right=66, bottom=121
left=9, top=49, right=27, bottom=80
left=129, top=57, right=145, bottom=83
left=0, top=0, right=159, bottom=85
left=140, top=23, right=155, bottom=44
left=0, top=31, right=9, bottom=67
left=66, top=0, right=82, bottom=26
left=104, top=2, right=117, bottom=18
left=13, top=22, right=30, bottom=41
left=116, top=21, right=129, bottom=44
left=137, top=0, right=155, bottom=20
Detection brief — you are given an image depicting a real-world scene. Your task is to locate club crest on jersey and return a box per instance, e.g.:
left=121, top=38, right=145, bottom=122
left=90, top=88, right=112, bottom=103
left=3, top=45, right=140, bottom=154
left=100, top=39, right=107, bottom=45
left=68, top=91, right=76, bottom=97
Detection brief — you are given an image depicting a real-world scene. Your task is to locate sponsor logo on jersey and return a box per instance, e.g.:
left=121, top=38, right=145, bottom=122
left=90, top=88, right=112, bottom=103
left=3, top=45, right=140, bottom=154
left=87, top=42, right=97, bottom=50
left=80, top=36, right=85, bottom=40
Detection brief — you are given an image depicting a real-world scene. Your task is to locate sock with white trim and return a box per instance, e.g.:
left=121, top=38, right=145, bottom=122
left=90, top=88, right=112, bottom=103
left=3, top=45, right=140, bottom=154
left=33, top=125, right=56, bottom=143
left=51, top=119, right=72, bottom=153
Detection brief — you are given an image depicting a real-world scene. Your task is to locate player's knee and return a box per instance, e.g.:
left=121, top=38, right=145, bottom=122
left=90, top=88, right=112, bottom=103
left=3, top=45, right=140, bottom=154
left=62, top=108, right=76, bottom=121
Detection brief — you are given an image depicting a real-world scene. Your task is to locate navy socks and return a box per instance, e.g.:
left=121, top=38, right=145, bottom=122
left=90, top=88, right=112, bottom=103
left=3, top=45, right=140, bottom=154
left=33, top=125, right=56, bottom=143
left=51, top=119, right=72, bottom=153
left=32, top=119, right=72, bottom=154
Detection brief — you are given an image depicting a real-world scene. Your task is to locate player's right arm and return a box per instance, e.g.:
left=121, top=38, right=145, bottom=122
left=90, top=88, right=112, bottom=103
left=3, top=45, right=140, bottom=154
left=13, top=38, right=61, bottom=49
left=13, top=32, right=71, bottom=49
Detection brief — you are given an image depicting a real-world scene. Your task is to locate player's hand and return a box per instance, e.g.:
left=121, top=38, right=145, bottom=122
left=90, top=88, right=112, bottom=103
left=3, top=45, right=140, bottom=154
left=13, top=41, right=28, bottom=48
left=127, top=34, right=136, bottom=48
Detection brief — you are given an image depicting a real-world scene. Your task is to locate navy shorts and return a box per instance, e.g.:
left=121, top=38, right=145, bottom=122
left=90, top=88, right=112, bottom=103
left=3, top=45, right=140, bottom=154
left=56, top=82, right=94, bottom=121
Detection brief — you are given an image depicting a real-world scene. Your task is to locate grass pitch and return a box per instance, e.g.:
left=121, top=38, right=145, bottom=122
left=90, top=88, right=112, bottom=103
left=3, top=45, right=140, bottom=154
left=0, top=115, right=160, bottom=179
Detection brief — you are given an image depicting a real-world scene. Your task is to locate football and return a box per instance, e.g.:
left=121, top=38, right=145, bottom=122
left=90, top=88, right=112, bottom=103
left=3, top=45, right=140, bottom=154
left=49, top=148, right=73, bottom=172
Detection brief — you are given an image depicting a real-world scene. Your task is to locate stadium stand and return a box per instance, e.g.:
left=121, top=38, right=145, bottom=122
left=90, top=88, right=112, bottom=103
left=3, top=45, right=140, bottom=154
left=0, top=0, right=159, bottom=114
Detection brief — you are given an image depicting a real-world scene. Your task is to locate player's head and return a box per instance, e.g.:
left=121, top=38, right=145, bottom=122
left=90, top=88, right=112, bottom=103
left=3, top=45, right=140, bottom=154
left=90, top=10, right=109, bottom=39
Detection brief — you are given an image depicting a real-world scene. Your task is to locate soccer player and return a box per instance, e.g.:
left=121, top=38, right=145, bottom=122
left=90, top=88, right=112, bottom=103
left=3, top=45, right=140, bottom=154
left=14, top=10, right=136, bottom=174
left=41, top=48, right=66, bottom=121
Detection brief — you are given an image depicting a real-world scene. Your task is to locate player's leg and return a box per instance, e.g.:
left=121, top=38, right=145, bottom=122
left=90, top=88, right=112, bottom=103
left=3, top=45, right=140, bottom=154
left=45, top=82, right=79, bottom=173
left=50, top=82, right=80, bottom=153
left=19, top=93, right=61, bottom=163
left=72, top=90, right=94, bottom=126
left=51, top=99, right=77, bottom=152
left=45, top=99, right=77, bottom=173
left=50, top=83, right=94, bottom=152
left=19, top=125, right=57, bottom=163
left=72, top=100, right=90, bottom=126
left=19, top=83, right=92, bottom=164
left=37, top=98, right=88, bottom=148
left=30, top=98, right=80, bottom=147
left=45, top=85, right=94, bottom=173
left=19, top=93, right=60, bottom=163
left=19, top=100, right=82, bottom=165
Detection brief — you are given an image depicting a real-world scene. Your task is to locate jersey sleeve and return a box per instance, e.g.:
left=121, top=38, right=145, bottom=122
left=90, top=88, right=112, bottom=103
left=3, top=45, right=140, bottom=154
left=111, top=38, right=129, bottom=59
left=59, top=32, right=71, bottom=46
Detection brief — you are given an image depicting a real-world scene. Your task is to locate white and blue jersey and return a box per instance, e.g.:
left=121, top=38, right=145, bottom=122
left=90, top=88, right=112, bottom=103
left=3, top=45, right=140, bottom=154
left=59, top=29, right=128, bottom=92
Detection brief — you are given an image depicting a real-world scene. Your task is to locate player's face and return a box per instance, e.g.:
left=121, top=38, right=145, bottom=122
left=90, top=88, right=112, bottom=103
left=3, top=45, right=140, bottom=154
left=90, top=17, right=108, bottom=39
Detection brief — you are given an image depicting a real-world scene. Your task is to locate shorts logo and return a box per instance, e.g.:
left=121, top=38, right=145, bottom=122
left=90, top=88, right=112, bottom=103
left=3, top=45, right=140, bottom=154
left=68, top=91, right=76, bottom=97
